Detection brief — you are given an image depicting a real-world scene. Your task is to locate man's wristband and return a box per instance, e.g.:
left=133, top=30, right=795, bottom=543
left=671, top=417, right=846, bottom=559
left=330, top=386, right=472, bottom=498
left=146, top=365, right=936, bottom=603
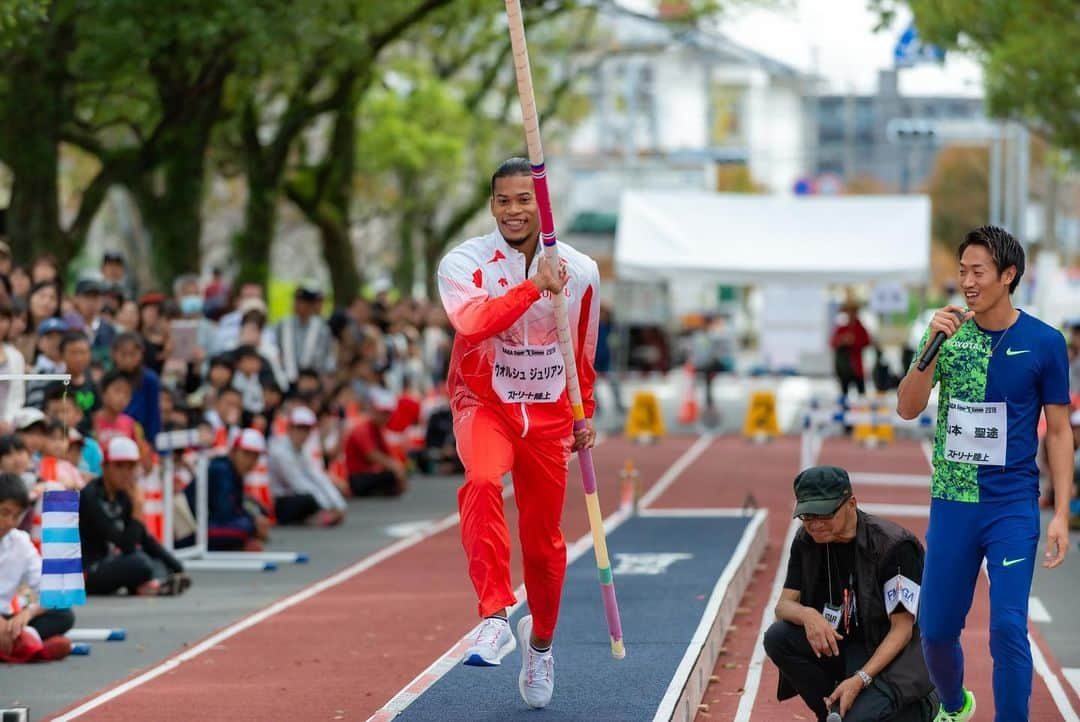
left=856, top=670, right=872, bottom=688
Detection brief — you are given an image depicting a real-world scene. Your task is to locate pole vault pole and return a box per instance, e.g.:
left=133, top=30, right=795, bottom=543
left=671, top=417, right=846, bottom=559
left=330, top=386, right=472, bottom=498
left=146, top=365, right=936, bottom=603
left=503, top=0, right=625, bottom=660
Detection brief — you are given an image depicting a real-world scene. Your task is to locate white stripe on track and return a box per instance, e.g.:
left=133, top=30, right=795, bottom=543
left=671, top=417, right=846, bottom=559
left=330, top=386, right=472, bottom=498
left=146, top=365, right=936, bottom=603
left=367, top=433, right=714, bottom=721
left=733, top=518, right=800, bottom=722
left=54, top=484, right=521, bottom=721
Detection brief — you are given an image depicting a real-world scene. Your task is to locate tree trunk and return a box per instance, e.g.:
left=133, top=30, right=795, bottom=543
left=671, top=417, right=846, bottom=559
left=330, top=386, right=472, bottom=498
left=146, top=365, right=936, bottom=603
left=134, top=148, right=207, bottom=287
left=234, top=170, right=277, bottom=288
left=321, top=214, right=360, bottom=305
left=131, top=56, right=231, bottom=287
left=2, top=19, right=72, bottom=264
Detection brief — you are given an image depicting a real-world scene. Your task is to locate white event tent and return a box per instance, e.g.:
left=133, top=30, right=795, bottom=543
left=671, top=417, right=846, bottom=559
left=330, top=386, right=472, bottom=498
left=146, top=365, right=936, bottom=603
left=614, top=190, right=930, bottom=285
left=613, top=190, right=931, bottom=374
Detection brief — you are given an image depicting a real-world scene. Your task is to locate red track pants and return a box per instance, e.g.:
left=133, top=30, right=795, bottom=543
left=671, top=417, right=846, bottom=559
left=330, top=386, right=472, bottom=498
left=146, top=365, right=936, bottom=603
left=455, top=404, right=571, bottom=641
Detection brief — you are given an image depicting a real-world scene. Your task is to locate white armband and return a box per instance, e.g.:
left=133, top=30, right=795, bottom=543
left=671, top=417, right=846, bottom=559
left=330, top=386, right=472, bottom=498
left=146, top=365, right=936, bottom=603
left=883, top=573, right=920, bottom=615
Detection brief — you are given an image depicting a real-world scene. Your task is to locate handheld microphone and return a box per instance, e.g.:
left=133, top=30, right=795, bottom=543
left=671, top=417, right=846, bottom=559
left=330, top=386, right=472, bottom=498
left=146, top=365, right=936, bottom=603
left=826, top=704, right=842, bottom=722
left=916, top=309, right=968, bottom=371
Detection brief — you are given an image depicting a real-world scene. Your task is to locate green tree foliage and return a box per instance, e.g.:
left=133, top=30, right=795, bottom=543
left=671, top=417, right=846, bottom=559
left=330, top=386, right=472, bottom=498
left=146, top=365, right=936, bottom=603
left=0, top=0, right=46, bottom=49
left=1, top=0, right=750, bottom=292
left=870, top=0, right=1080, bottom=152
left=347, top=0, right=596, bottom=299
left=226, top=0, right=455, bottom=297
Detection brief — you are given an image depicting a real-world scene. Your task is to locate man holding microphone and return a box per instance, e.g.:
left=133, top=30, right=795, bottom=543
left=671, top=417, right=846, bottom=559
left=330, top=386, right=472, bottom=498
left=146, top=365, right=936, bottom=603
left=897, top=226, right=1072, bottom=722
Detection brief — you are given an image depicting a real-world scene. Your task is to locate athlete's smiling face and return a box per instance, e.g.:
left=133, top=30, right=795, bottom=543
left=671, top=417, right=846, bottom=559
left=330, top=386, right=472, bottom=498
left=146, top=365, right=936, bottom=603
left=960, top=244, right=1015, bottom=314
left=490, top=174, right=540, bottom=246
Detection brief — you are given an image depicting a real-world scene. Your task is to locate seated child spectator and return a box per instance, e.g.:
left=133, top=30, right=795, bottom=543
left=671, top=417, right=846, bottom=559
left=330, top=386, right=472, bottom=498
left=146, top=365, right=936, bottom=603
left=93, top=370, right=146, bottom=454
left=204, top=386, right=243, bottom=450
left=39, top=419, right=83, bottom=490
left=0, top=434, right=37, bottom=534
left=59, top=332, right=99, bottom=435
left=267, top=406, right=347, bottom=526
left=79, top=437, right=188, bottom=596
left=43, top=383, right=102, bottom=481
left=187, top=352, right=233, bottom=407
left=26, top=318, right=68, bottom=408
left=343, top=389, right=407, bottom=497
left=231, top=345, right=266, bottom=422
left=186, top=428, right=271, bottom=551
left=0, top=472, right=74, bottom=663
left=110, top=332, right=161, bottom=445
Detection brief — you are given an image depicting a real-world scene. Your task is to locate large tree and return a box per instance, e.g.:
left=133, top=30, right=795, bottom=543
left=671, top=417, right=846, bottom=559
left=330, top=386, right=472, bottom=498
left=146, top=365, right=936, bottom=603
left=870, top=0, right=1080, bottom=152
left=333, top=0, right=596, bottom=300
left=226, top=0, right=454, bottom=293
left=0, top=0, right=300, bottom=282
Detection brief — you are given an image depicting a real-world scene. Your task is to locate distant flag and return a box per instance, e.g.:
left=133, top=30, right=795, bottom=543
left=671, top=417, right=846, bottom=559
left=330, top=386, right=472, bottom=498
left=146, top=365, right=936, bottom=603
left=39, top=489, right=86, bottom=608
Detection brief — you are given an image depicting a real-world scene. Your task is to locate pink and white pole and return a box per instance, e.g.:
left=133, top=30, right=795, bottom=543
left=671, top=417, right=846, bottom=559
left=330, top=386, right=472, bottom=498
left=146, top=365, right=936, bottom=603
left=504, top=0, right=625, bottom=659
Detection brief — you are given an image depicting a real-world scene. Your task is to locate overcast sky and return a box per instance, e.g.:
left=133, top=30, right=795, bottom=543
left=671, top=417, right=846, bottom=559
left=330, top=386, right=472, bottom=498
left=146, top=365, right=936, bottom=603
left=621, top=0, right=985, bottom=97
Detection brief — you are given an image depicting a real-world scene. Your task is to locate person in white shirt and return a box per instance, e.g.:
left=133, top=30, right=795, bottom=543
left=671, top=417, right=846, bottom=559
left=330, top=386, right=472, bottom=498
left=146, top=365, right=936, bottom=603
left=0, top=471, right=74, bottom=662
left=266, top=406, right=346, bottom=526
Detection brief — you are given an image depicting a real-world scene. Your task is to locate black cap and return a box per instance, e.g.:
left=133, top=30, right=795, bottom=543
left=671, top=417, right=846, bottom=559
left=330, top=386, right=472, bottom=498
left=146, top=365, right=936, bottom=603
left=75, top=278, right=102, bottom=295
left=792, top=465, right=852, bottom=518
left=102, top=250, right=125, bottom=265
left=294, top=281, right=323, bottom=301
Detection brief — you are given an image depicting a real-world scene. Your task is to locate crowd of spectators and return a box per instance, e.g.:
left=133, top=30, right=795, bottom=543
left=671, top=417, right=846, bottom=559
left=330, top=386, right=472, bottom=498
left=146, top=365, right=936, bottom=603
left=0, top=243, right=460, bottom=663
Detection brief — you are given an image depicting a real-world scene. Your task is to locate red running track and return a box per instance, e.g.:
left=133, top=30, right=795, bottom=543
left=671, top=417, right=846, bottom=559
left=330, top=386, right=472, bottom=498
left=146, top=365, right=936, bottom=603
left=51, top=435, right=697, bottom=721
left=656, top=436, right=1079, bottom=722
left=50, top=434, right=1080, bottom=721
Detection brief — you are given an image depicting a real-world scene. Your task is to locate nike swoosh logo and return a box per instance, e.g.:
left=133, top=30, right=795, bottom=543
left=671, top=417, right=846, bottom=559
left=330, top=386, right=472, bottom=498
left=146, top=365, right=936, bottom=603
left=1002, top=557, right=1026, bottom=567
left=1005, top=348, right=1031, bottom=356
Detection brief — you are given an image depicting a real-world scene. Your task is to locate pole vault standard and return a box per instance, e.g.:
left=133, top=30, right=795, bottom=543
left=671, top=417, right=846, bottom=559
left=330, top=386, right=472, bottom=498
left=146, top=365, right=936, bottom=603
left=503, top=0, right=625, bottom=660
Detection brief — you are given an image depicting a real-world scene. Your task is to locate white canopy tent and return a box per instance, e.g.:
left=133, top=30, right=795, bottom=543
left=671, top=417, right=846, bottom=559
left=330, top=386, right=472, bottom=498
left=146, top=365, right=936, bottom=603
left=614, top=190, right=930, bottom=285
left=613, top=190, right=931, bottom=374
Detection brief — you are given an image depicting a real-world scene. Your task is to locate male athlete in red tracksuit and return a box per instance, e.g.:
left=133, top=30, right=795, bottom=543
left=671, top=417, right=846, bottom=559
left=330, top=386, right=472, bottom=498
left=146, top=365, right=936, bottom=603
left=437, top=158, right=599, bottom=709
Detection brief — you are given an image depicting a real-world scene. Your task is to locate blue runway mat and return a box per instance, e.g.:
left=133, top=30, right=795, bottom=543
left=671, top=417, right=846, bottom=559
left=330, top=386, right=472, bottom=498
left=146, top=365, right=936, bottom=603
left=394, top=513, right=754, bottom=721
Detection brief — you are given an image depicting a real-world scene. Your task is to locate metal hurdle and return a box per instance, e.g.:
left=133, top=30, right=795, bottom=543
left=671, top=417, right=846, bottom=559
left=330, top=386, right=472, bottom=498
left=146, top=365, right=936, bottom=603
left=800, top=396, right=935, bottom=470
left=157, top=429, right=307, bottom=571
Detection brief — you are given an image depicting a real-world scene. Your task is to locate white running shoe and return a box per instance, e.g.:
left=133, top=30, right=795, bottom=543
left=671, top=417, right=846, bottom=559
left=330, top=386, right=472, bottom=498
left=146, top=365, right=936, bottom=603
left=517, top=615, right=555, bottom=709
left=462, top=616, right=516, bottom=667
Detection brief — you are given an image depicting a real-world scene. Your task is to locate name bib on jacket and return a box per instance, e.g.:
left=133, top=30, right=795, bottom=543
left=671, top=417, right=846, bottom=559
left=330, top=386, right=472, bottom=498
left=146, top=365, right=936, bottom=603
left=492, top=341, right=566, bottom=404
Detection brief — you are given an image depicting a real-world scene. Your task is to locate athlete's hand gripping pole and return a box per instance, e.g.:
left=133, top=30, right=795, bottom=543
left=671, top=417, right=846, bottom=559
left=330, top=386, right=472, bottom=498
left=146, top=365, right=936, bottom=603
left=504, top=0, right=625, bottom=660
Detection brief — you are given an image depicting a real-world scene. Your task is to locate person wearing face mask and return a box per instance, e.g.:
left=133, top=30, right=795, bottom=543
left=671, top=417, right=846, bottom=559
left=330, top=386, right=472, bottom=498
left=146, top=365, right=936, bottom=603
left=172, top=273, right=221, bottom=363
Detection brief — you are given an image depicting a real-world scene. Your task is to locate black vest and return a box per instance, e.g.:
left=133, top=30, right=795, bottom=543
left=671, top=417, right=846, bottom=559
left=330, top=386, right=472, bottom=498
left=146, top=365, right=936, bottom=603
left=779, top=510, right=934, bottom=707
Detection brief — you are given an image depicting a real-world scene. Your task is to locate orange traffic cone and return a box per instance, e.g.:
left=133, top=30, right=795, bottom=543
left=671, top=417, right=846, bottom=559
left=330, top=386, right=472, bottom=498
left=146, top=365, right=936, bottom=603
left=139, top=460, right=165, bottom=543
left=244, top=455, right=276, bottom=523
left=677, top=362, right=699, bottom=425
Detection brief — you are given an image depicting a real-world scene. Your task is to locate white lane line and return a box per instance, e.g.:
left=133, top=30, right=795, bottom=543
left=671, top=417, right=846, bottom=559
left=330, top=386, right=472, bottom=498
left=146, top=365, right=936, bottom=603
left=637, top=433, right=715, bottom=508
left=369, top=434, right=712, bottom=721
left=55, top=430, right=640, bottom=719
left=55, top=480, right=523, bottom=721
left=1064, top=669, right=1080, bottom=704
left=848, top=472, right=930, bottom=487
left=979, top=564, right=1078, bottom=720
left=733, top=518, right=800, bottom=722
left=54, top=508, right=469, bottom=721
left=1032, top=634, right=1080, bottom=722
left=653, top=509, right=768, bottom=722
left=859, top=502, right=930, bottom=517
left=1029, top=596, right=1053, bottom=624
left=920, top=439, right=933, bottom=467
